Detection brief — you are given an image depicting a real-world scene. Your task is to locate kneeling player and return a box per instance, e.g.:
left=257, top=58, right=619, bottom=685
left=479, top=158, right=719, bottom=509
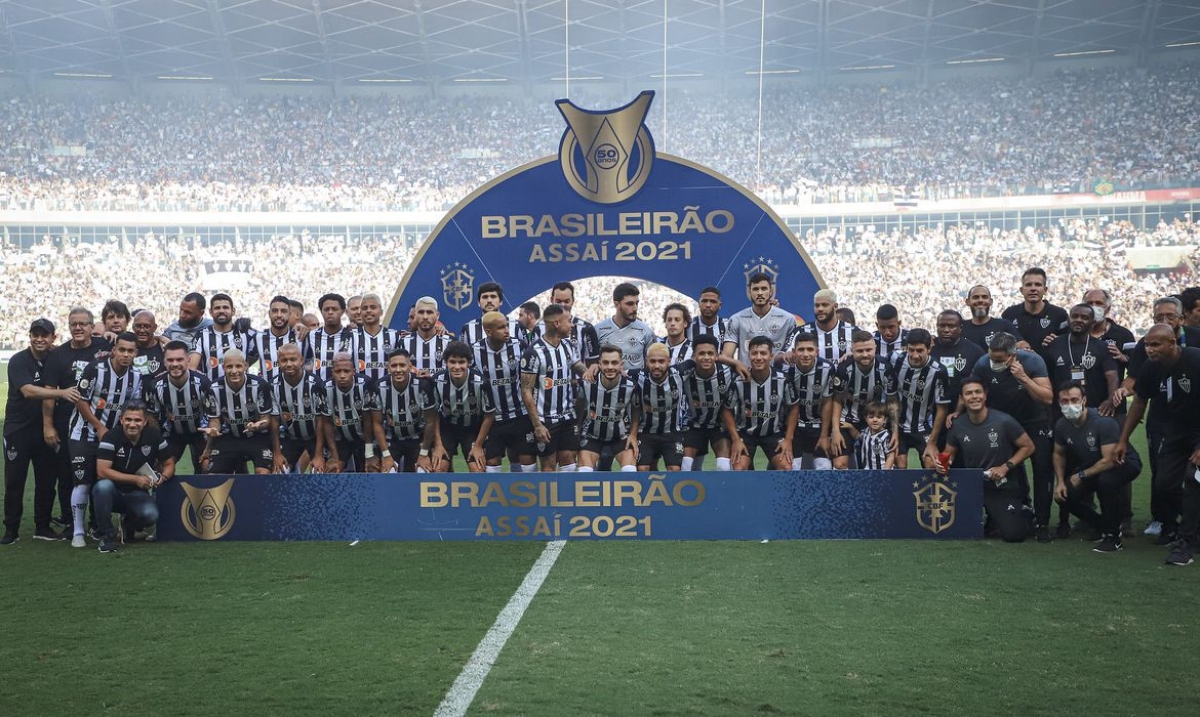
left=374, top=348, right=436, bottom=472
left=632, top=343, right=685, bottom=471
left=578, top=345, right=641, bottom=471
left=678, top=335, right=735, bottom=471
left=722, top=336, right=798, bottom=470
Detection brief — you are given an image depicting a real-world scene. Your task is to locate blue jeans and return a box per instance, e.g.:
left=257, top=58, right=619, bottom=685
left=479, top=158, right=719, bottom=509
left=91, top=480, right=159, bottom=539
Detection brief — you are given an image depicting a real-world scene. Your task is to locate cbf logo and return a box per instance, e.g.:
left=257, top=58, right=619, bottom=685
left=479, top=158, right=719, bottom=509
left=914, top=477, right=957, bottom=535
left=180, top=479, right=236, bottom=540
left=440, top=263, right=475, bottom=312
left=743, top=256, right=780, bottom=285
left=556, top=91, right=655, bottom=204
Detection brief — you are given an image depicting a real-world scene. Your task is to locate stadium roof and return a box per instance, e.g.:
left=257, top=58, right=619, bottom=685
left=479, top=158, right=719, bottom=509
left=1, top=0, right=1198, bottom=87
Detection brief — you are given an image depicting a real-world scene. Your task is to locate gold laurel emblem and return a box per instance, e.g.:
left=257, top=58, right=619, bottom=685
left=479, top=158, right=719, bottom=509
left=180, top=479, right=237, bottom=540
left=556, top=91, right=655, bottom=204
left=914, top=480, right=957, bottom=535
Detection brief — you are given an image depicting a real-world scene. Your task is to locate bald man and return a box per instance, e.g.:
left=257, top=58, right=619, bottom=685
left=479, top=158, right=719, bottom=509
left=1116, top=324, right=1200, bottom=566
left=131, top=310, right=165, bottom=377
left=630, top=343, right=687, bottom=471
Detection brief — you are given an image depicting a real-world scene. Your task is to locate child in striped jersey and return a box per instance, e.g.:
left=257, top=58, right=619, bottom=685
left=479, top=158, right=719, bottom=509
left=851, top=401, right=895, bottom=470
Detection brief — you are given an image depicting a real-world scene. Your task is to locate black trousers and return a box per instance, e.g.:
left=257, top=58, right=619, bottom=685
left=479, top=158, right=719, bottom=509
left=984, top=481, right=1032, bottom=543
left=3, top=426, right=58, bottom=532
left=1024, top=425, right=1055, bottom=528
left=1158, top=432, right=1200, bottom=539
left=1060, top=454, right=1142, bottom=536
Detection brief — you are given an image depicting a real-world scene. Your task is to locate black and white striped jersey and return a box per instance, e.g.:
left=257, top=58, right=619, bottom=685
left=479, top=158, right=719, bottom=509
left=658, top=337, right=694, bottom=366
left=351, top=327, right=402, bottom=383
left=727, top=369, right=796, bottom=437
left=472, top=337, right=528, bottom=422
left=68, top=360, right=144, bottom=442
left=374, top=376, right=435, bottom=442
left=786, top=358, right=836, bottom=430
left=532, top=318, right=601, bottom=364
left=459, top=317, right=522, bottom=348
left=430, top=369, right=494, bottom=429
left=402, top=333, right=452, bottom=374
left=273, top=371, right=329, bottom=441
left=581, top=376, right=640, bottom=442
left=831, top=358, right=893, bottom=426
left=520, top=337, right=580, bottom=426
left=874, top=329, right=910, bottom=364
left=809, top=321, right=857, bottom=364
left=631, top=368, right=686, bottom=435
left=886, top=356, right=950, bottom=433
left=206, top=374, right=277, bottom=439
left=687, top=316, right=727, bottom=344
left=676, top=360, right=734, bottom=430
left=144, top=370, right=212, bottom=438
left=190, top=326, right=258, bottom=382
left=254, top=329, right=302, bottom=384
left=325, top=375, right=380, bottom=443
left=305, top=326, right=354, bottom=381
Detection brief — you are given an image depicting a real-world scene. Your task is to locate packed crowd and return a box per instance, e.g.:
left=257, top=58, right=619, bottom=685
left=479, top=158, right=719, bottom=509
left=2, top=64, right=1199, bottom=212
left=3, top=216, right=1198, bottom=350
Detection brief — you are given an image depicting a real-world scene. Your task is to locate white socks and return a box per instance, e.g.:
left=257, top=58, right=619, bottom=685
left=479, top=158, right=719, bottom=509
left=71, top=484, right=89, bottom=536
left=680, top=456, right=694, bottom=471
left=577, top=466, right=594, bottom=472
left=813, top=457, right=832, bottom=471
left=486, top=465, right=502, bottom=473
left=521, top=463, right=538, bottom=472
left=792, top=457, right=804, bottom=470
left=558, top=463, right=577, bottom=473
left=620, top=464, right=637, bottom=472
left=715, top=457, right=732, bottom=471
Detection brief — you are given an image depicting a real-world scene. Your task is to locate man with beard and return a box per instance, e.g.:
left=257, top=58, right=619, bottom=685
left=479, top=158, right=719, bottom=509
left=145, top=340, right=211, bottom=475
left=163, top=292, right=211, bottom=346
left=1115, top=324, right=1200, bottom=566
left=886, top=329, right=950, bottom=469
left=307, top=293, right=353, bottom=382
left=723, top=273, right=797, bottom=366
left=201, top=349, right=279, bottom=475
left=660, top=304, right=694, bottom=365
left=521, top=304, right=588, bottom=472
left=688, top=286, right=727, bottom=343
left=631, top=343, right=687, bottom=471
left=969, top=332, right=1055, bottom=542
left=828, top=330, right=897, bottom=469
left=549, top=282, right=601, bottom=367
left=873, top=304, right=908, bottom=363
left=403, top=296, right=452, bottom=376
left=1043, top=304, right=1118, bottom=416
left=374, top=348, right=436, bottom=473
left=324, top=353, right=387, bottom=473
left=273, top=343, right=330, bottom=473
left=595, top=283, right=657, bottom=372
left=131, top=310, right=165, bottom=378
left=351, top=293, right=403, bottom=384
left=1001, top=267, right=1069, bottom=363
left=806, top=289, right=856, bottom=364
left=254, top=295, right=301, bottom=384
left=471, top=312, right=537, bottom=473
left=722, top=336, right=798, bottom=471
left=962, top=285, right=1026, bottom=352
left=782, top=332, right=835, bottom=470
left=930, top=310, right=985, bottom=404
left=678, top=335, right=737, bottom=472
left=189, top=293, right=258, bottom=382
left=577, top=346, right=641, bottom=472
left=42, top=307, right=111, bottom=529
left=459, top=282, right=521, bottom=347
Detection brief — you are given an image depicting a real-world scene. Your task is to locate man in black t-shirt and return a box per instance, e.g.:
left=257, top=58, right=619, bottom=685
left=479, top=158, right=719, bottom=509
left=1043, top=304, right=1118, bottom=416
left=930, top=310, right=985, bottom=417
left=1053, top=382, right=1141, bottom=552
left=962, top=285, right=1027, bottom=352
left=1000, top=267, right=1069, bottom=364
left=93, top=402, right=175, bottom=553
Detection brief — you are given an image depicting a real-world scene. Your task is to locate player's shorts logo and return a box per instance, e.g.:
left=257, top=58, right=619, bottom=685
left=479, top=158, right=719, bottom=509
left=180, top=479, right=236, bottom=540
left=914, top=479, right=956, bottom=535
left=557, top=91, right=655, bottom=204
left=441, top=263, right=475, bottom=312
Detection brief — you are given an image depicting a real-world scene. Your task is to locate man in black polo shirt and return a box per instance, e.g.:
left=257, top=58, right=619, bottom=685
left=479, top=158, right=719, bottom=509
left=939, top=378, right=1035, bottom=542
left=1000, top=268, right=1070, bottom=365
left=1083, top=288, right=1136, bottom=404
left=962, top=285, right=1027, bottom=352
left=931, top=310, right=985, bottom=406
left=1116, top=324, right=1200, bottom=566
left=3, top=319, right=80, bottom=545
left=1043, top=304, right=1118, bottom=415
left=93, top=402, right=175, bottom=553
left=1053, top=382, right=1141, bottom=553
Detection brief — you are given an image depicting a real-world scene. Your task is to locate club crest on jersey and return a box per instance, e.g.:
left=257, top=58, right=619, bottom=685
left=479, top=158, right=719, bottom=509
left=441, top=263, right=475, bottom=312
left=1082, top=354, right=1096, bottom=370
left=557, top=91, right=655, bottom=204
left=987, top=429, right=999, bottom=448
left=141, top=445, right=152, bottom=456
left=1040, top=318, right=1051, bottom=329
left=743, top=256, right=780, bottom=286
left=1086, top=434, right=1096, bottom=449
left=955, top=356, right=966, bottom=371
left=1180, top=377, right=1193, bottom=393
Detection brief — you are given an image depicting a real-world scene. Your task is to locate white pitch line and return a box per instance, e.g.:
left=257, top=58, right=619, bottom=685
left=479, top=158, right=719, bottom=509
left=433, top=540, right=566, bottom=717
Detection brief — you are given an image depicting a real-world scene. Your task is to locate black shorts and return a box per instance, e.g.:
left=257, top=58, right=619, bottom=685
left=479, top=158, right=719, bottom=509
left=740, top=432, right=784, bottom=461
left=898, top=429, right=931, bottom=454
left=683, top=426, right=727, bottom=453
left=387, top=438, right=423, bottom=472
left=793, top=427, right=826, bottom=457
left=209, top=434, right=273, bottom=473
left=537, top=421, right=580, bottom=457
left=69, top=439, right=99, bottom=486
left=579, top=434, right=628, bottom=456
left=165, top=433, right=207, bottom=474
left=440, top=421, right=480, bottom=460
left=639, top=433, right=684, bottom=468
left=280, top=436, right=318, bottom=469
left=330, top=437, right=367, bottom=472
left=485, top=416, right=536, bottom=461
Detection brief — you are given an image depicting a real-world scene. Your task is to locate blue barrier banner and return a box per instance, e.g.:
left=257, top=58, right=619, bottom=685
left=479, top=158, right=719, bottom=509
left=154, top=470, right=982, bottom=542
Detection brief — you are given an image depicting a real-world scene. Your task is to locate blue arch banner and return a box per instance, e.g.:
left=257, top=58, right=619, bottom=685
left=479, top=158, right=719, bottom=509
left=153, top=470, right=981, bottom=542
left=386, top=91, right=825, bottom=331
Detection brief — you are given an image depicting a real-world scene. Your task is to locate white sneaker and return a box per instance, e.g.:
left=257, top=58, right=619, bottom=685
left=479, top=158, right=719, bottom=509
left=71, top=534, right=86, bottom=548
left=1143, top=521, right=1163, bottom=537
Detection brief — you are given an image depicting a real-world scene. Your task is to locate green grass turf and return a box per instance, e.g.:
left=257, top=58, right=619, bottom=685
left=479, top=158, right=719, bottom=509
left=3, top=415, right=1196, bottom=717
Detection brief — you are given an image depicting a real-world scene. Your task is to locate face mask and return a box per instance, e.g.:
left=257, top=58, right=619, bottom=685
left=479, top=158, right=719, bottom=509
left=989, top=360, right=1009, bottom=372
left=1061, top=404, right=1084, bottom=420
left=1092, top=306, right=1106, bottom=322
